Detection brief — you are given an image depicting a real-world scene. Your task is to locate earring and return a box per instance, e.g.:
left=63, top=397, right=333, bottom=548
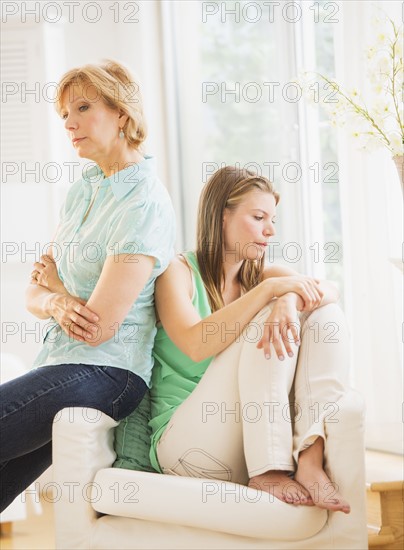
left=119, top=128, right=125, bottom=139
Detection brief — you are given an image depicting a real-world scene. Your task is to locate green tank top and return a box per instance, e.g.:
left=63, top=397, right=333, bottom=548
left=149, top=251, right=213, bottom=472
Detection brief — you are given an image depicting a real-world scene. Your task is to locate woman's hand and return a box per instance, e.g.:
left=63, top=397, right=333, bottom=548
left=31, top=254, right=66, bottom=295
left=49, top=293, right=100, bottom=343
left=257, top=296, right=301, bottom=360
left=268, top=276, right=324, bottom=311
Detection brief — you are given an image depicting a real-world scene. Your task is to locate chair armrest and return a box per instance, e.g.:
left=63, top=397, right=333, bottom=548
left=52, top=407, right=118, bottom=550
left=92, top=468, right=327, bottom=541
left=323, top=388, right=368, bottom=549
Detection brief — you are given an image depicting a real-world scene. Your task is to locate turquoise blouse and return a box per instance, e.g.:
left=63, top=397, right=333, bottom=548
left=32, top=155, right=176, bottom=387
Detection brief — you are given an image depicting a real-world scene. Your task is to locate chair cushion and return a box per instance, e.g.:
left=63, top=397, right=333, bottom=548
left=113, top=391, right=155, bottom=472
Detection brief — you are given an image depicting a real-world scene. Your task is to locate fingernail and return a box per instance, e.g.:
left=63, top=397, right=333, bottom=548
left=86, top=333, right=92, bottom=338
left=279, top=355, right=284, bottom=361
left=265, top=354, right=270, bottom=360
left=288, top=351, right=294, bottom=357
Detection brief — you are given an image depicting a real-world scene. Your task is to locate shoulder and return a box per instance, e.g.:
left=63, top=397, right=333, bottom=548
left=156, top=254, right=193, bottom=299
left=262, top=264, right=300, bottom=280
left=149, top=178, right=175, bottom=214
left=113, top=177, right=175, bottom=229
left=159, top=254, right=192, bottom=281
left=125, top=176, right=174, bottom=216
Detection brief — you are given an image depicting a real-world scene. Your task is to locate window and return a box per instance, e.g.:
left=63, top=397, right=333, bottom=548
left=165, top=0, right=302, bottom=265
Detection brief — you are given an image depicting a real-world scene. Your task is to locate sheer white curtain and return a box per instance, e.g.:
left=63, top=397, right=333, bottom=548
left=334, top=0, right=403, bottom=453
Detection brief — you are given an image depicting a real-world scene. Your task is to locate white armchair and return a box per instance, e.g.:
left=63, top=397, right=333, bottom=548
left=52, top=389, right=368, bottom=550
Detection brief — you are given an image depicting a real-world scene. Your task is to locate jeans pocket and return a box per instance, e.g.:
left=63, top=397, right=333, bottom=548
left=111, top=370, right=147, bottom=421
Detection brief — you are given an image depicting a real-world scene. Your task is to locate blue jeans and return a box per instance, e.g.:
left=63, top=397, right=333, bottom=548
left=0, top=364, right=147, bottom=512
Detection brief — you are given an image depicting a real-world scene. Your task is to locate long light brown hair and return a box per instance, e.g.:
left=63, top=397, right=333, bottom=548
left=196, top=166, right=280, bottom=312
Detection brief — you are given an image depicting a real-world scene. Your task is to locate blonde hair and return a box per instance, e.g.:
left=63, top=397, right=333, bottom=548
left=196, top=166, right=280, bottom=312
left=55, top=59, right=147, bottom=150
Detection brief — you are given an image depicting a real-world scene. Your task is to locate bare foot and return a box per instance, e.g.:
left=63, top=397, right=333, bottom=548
left=294, top=467, right=350, bottom=513
left=295, top=439, right=350, bottom=514
left=248, top=470, right=314, bottom=505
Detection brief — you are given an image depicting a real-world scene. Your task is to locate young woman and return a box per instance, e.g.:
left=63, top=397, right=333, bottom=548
left=0, top=60, right=175, bottom=512
left=149, top=166, right=350, bottom=513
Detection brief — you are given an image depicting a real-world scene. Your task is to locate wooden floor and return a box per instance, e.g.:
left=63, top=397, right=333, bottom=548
left=0, top=499, right=55, bottom=550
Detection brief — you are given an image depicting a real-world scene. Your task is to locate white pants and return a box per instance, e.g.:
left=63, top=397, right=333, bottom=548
left=157, top=302, right=350, bottom=485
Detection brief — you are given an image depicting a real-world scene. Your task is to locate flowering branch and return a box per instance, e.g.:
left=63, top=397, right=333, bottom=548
left=317, top=73, right=392, bottom=147
left=389, top=19, right=404, bottom=137
left=301, top=15, right=403, bottom=156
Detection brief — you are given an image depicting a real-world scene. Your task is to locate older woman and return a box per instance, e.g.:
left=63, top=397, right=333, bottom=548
left=0, top=60, right=175, bottom=512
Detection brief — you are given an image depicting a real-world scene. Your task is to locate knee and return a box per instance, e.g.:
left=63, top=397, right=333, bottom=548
left=299, top=302, right=351, bottom=344
left=320, top=302, right=344, bottom=316
left=301, top=302, right=347, bottom=324
left=311, top=302, right=343, bottom=315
